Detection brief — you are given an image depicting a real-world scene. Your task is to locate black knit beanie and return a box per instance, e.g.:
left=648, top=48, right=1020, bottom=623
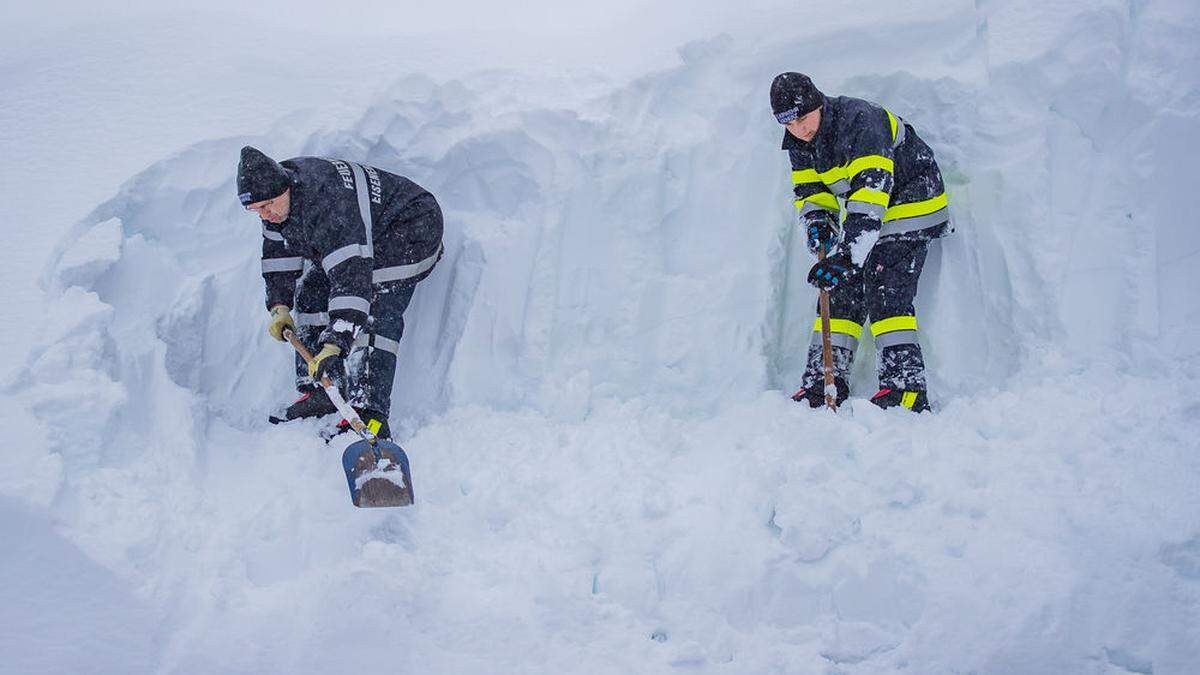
left=770, top=72, right=824, bottom=124
left=237, top=146, right=291, bottom=205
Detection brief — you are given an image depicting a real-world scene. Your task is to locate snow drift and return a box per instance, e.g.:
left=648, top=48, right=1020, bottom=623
left=6, top=0, right=1200, bottom=672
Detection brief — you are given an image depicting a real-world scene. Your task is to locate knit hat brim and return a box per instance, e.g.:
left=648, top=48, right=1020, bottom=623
left=237, top=146, right=291, bottom=205
left=770, top=72, right=824, bottom=124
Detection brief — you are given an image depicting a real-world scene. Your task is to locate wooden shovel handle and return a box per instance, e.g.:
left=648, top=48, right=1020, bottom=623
left=817, top=249, right=838, bottom=411
left=284, top=329, right=321, bottom=376
left=282, top=328, right=375, bottom=442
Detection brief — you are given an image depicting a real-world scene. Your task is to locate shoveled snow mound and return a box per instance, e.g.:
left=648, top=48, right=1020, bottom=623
left=6, top=0, right=1200, bottom=673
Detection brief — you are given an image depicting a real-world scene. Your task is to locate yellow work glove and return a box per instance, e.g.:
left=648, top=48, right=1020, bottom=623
left=267, top=304, right=295, bottom=341
left=308, top=343, right=343, bottom=381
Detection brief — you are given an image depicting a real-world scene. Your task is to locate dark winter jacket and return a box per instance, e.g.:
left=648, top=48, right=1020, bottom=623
left=260, top=157, right=443, bottom=353
left=784, top=95, right=950, bottom=265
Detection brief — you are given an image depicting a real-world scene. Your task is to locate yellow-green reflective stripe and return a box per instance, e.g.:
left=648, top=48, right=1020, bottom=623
left=794, top=157, right=892, bottom=188
left=887, top=110, right=899, bottom=143
left=794, top=166, right=848, bottom=187
left=367, top=418, right=383, bottom=435
left=792, top=166, right=853, bottom=185
left=792, top=169, right=821, bottom=184
left=901, top=391, right=918, bottom=408
left=846, top=155, right=893, bottom=179
left=795, top=192, right=839, bottom=211
left=847, top=188, right=890, bottom=207
left=824, top=166, right=846, bottom=181
left=812, top=318, right=864, bottom=339
left=871, top=315, right=918, bottom=336
left=884, top=193, right=949, bottom=222
left=812, top=167, right=847, bottom=186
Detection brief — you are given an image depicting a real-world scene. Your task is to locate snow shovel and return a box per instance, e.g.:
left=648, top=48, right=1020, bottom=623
left=283, top=329, right=414, bottom=508
left=817, top=249, right=838, bottom=411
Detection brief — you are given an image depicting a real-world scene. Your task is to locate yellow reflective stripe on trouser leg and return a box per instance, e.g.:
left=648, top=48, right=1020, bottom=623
left=366, top=418, right=383, bottom=435
left=901, top=391, right=918, bottom=408
left=871, top=315, right=918, bottom=335
left=814, top=318, right=864, bottom=339
left=872, top=315, right=919, bottom=349
left=811, top=317, right=864, bottom=351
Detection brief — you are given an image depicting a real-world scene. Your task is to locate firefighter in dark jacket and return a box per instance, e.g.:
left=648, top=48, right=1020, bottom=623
left=237, top=146, right=443, bottom=438
left=771, top=73, right=950, bottom=412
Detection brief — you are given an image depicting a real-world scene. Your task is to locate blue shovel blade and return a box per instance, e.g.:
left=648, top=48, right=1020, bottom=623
left=341, top=439, right=414, bottom=508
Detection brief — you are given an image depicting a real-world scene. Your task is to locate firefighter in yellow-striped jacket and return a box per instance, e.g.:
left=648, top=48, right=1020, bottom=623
left=771, top=73, right=951, bottom=412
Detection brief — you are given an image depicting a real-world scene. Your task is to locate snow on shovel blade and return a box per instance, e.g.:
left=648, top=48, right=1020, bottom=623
left=341, top=439, right=414, bottom=508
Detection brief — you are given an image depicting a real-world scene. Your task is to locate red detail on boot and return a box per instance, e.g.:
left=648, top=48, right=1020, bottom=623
left=871, top=388, right=893, bottom=401
left=791, top=388, right=808, bottom=401
left=294, top=391, right=312, bottom=404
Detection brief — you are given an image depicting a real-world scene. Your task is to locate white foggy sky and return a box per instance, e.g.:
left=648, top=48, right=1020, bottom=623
left=3, top=0, right=814, bottom=58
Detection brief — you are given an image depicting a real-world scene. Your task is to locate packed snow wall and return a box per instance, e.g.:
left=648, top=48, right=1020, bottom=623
left=40, top=3, right=1200, bottom=430
left=7, top=0, right=1200, bottom=673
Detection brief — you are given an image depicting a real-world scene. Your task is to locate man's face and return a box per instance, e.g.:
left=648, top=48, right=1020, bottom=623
left=785, top=107, right=821, bottom=142
left=247, top=190, right=291, bottom=224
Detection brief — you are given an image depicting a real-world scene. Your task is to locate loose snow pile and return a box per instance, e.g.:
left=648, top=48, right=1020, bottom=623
left=4, top=0, right=1200, bottom=673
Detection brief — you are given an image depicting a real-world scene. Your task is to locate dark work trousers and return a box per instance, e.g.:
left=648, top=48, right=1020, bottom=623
left=802, top=238, right=930, bottom=393
left=293, top=265, right=418, bottom=417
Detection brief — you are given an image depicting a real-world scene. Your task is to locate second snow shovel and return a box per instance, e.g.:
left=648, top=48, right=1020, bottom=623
left=284, top=329, right=414, bottom=508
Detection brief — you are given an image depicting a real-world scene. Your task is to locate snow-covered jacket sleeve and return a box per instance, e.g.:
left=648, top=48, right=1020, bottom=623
left=260, top=221, right=303, bottom=310
left=838, top=108, right=897, bottom=265
left=311, top=187, right=374, bottom=354
left=789, top=149, right=838, bottom=232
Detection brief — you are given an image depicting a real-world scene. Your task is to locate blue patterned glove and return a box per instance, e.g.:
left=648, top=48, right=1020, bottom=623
left=807, top=252, right=856, bottom=291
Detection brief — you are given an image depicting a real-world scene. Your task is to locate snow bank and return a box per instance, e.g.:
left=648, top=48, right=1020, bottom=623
left=7, top=0, right=1200, bottom=672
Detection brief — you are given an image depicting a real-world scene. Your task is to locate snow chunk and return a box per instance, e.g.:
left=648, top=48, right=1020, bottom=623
left=846, top=229, right=880, bottom=267
left=331, top=319, right=357, bottom=334
left=56, top=218, right=123, bottom=288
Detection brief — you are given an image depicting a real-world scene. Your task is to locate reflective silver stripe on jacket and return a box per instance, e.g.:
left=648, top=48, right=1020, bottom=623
left=328, top=295, right=371, bottom=314
left=372, top=244, right=442, bottom=284
left=347, top=162, right=376, bottom=259
left=874, top=330, right=919, bottom=349
left=879, top=207, right=950, bottom=237
left=352, top=332, right=401, bottom=356
left=262, top=257, right=304, bottom=273
left=322, top=243, right=370, bottom=271
left=295, top=312, right=329, bottom=327
left=262, top=225, right=284, bottom=242
left=811, top=330, right=859, bottom=352
left=827, top=179, right=851, bottom=196
left=845, top=201, right=887, bottom=220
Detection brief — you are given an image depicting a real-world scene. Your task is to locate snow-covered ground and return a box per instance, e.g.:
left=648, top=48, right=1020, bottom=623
left=3, top=1, right=1200, bottom=673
